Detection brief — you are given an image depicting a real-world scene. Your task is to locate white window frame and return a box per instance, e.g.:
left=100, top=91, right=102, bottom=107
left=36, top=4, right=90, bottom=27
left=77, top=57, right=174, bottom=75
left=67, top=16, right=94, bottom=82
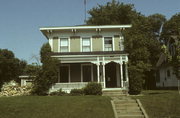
left=81, top=37, right=92, bottom=52
left=59, top=37, right=70, bottom=52
left=103, top=37, right=114, bottom=51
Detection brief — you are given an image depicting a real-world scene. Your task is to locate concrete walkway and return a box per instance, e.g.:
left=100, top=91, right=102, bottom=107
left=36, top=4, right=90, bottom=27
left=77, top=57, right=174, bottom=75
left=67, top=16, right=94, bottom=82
left=103, top=90, right=148, bottom=118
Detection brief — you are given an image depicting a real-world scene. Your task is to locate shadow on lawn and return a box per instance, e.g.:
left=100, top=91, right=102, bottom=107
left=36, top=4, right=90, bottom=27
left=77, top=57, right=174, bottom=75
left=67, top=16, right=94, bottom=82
left=148, top=92, right=169, bottom=95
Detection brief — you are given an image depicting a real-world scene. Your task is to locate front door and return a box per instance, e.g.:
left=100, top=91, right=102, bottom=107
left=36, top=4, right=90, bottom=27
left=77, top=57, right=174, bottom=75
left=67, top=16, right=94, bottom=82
left=105, top=62, right=117, bottom=88
left=82, top=65, right=92, bottom=82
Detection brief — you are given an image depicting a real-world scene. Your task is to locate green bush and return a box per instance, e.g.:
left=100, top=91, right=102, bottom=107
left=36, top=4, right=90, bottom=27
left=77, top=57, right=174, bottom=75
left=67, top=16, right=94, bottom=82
left=49, top=89, right=67, bottom=96
left=70, top=89, right=84, bottom=96
left=84, top=82, right=102, bottom=95
left=32, top=43, right=58, bottom=95
left=129, top=66, right=143, bottom=95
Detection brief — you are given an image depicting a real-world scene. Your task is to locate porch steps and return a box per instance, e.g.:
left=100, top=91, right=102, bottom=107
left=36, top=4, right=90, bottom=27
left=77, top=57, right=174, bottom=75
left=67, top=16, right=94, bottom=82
left=102, top=89, right=128, bottom=97
left=103, top=90, right=147, bottom=118
left=113, top=98, right=146, bottom=118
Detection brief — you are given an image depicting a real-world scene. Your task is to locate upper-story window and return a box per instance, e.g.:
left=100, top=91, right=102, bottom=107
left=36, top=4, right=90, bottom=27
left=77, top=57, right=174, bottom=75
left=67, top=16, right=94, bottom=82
left=82, top=37, right=91, bottom=52
left=104, top=37, right=113, bottom=51
left=60, top=38, right=69, bottom=52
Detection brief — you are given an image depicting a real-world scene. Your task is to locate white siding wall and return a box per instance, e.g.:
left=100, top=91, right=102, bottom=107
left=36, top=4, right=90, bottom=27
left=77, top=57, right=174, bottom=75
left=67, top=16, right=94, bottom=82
left=156, top=66, right=178, bottom=87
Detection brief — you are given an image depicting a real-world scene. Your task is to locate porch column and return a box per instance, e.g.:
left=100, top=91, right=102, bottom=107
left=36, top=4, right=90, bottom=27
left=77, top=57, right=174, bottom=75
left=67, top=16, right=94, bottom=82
left=97, top=64, right=100, bottom=83
left=102, top=63, right=106, bottom=88
left=97, top=57, right=100, bottom=83
left=125, top=62, right=129, bottom=82
left=120, top=63, right=123, bottom=88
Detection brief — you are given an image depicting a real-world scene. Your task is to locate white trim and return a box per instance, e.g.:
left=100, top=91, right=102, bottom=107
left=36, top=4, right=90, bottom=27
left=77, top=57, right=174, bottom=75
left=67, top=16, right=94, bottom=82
left=48, top=38, right=53, bottom=51
left=102, top=57, right=106, bottom=88
left=51, top=54, right=128, bottom=58
left=58, top=38, right=60, bottom=52
left=40, top=25, right=132, bottom=31
left=97, top=57, right=100, bottom=83
left=103, top=36, right=114, bottom=51
left=59, top=37, right=70, bottom=52
left=81, top=37, right=91, bottom=52
left=90, top=37, right=92, bottom=52
left=80, top=37, right=82, bottom=52
left=112, top=36, right=115, bottom=51
left=68, top=37, right=70, bottom=52
left=102, top=37, right=104, bottom=51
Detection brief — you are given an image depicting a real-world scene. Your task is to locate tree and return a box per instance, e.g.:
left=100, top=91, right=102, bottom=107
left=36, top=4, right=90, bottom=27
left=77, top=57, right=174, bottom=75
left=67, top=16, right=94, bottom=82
left=23, top=64, right=41, bottom=76
left=161, top=13, right=180, bottom=93
left=32, top=43, right=58, bottom=95
left=86, top=0, right=164, bottom=93
left=87, top=0, right=138, bottom=25
left=0, top=49, right=26, bottom=89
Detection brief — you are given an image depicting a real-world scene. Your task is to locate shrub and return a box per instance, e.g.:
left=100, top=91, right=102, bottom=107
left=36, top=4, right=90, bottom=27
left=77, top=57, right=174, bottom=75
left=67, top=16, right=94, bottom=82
left=84, top=82, right=102, bottom=95
left=70, top=89, right=84, bottom=96
left=49, top=89, right=67, bottom=96
left=129, top=66, right=143, bottom=95
left=32, top=43, right=58, bottom=95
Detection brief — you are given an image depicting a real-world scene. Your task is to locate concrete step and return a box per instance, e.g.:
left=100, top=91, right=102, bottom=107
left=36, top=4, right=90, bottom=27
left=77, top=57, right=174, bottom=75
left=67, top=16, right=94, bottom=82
left=102, top=93, right=127, bottom=97
left=114, top=100, right=136, bottom=104
left=117, top=115, right=145, bottom=118
left=115, top=106, right=140, bottom=111
left=116, top=110, right=142, bottom=114
left=117, top=112, right=143, bottom=116
left=115, top=103, right=139, bottom=108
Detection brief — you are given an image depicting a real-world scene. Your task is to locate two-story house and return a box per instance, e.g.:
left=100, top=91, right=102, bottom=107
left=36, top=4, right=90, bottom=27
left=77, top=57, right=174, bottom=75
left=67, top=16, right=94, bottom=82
left=40, top=25, right=131, bottom=92
left=156, top=36, right=179, bottom=88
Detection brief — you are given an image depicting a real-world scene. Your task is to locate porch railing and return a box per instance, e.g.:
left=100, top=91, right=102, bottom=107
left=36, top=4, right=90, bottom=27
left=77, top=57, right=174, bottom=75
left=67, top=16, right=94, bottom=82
left=53, top=82, right=104, bottom=90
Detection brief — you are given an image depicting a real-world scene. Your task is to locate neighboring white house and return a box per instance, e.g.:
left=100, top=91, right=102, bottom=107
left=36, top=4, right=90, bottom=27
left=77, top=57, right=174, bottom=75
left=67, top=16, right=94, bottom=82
left=40, top=25, right=132, bottom=93
left=156, top=36, right=178, bottom=87
left=19, top=75, right=34, bottom=86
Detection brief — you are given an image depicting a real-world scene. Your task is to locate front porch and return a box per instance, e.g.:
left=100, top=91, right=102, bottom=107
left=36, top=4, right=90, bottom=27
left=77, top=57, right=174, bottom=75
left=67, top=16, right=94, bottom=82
left=51, top=53, right=129, bottom=93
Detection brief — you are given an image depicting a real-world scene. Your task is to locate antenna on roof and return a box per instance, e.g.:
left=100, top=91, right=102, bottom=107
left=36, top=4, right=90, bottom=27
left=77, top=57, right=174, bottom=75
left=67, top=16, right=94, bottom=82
left=84, top=0, right=87, bottom=23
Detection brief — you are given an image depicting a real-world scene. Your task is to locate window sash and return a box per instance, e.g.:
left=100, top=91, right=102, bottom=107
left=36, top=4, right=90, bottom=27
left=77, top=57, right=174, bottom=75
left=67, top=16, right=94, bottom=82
left=82, top=38, right=91, bottom=52
left=60, top=38, right=68, bottom=52
left=82, top=46, right=90, bottom=52
left=104, top=37, right=113, bottom=51
left=60, top=38, right=68, bottom=46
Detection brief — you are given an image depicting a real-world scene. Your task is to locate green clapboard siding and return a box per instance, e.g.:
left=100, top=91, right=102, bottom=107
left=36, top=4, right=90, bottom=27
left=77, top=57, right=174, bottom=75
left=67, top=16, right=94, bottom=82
left=114, top=37, right=120, bottom=51
left=70, top=38, right=80, bottom=52
left=92, top=38, right=103, bottom=51
left=53, top=39, right=58, bottom=52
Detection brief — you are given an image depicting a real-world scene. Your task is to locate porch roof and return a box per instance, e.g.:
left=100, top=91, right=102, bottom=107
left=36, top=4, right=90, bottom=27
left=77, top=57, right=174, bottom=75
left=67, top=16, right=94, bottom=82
left=51, top=51, right=128, bottom=56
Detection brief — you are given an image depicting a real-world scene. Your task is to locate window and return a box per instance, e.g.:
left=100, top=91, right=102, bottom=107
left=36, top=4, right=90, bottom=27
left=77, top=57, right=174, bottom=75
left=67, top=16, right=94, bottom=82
left=82, top=37, right=91, bottom=52
left=167, top=70, right=171, bottom=77
left=60, top=38, right=69, bottom=52
left=104, top=37, right=113, bottom=51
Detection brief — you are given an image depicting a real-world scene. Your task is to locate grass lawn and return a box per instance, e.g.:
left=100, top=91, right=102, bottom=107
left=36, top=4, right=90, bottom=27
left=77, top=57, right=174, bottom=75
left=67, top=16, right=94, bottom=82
left=0, top=96, right=114, bottom=118
left=132, top=90, right=180, bottom=118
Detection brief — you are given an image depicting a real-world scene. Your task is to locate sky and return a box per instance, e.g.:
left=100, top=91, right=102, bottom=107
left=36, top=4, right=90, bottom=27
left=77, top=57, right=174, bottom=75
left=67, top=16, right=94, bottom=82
left=0, top=0, right=179, bottom=64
